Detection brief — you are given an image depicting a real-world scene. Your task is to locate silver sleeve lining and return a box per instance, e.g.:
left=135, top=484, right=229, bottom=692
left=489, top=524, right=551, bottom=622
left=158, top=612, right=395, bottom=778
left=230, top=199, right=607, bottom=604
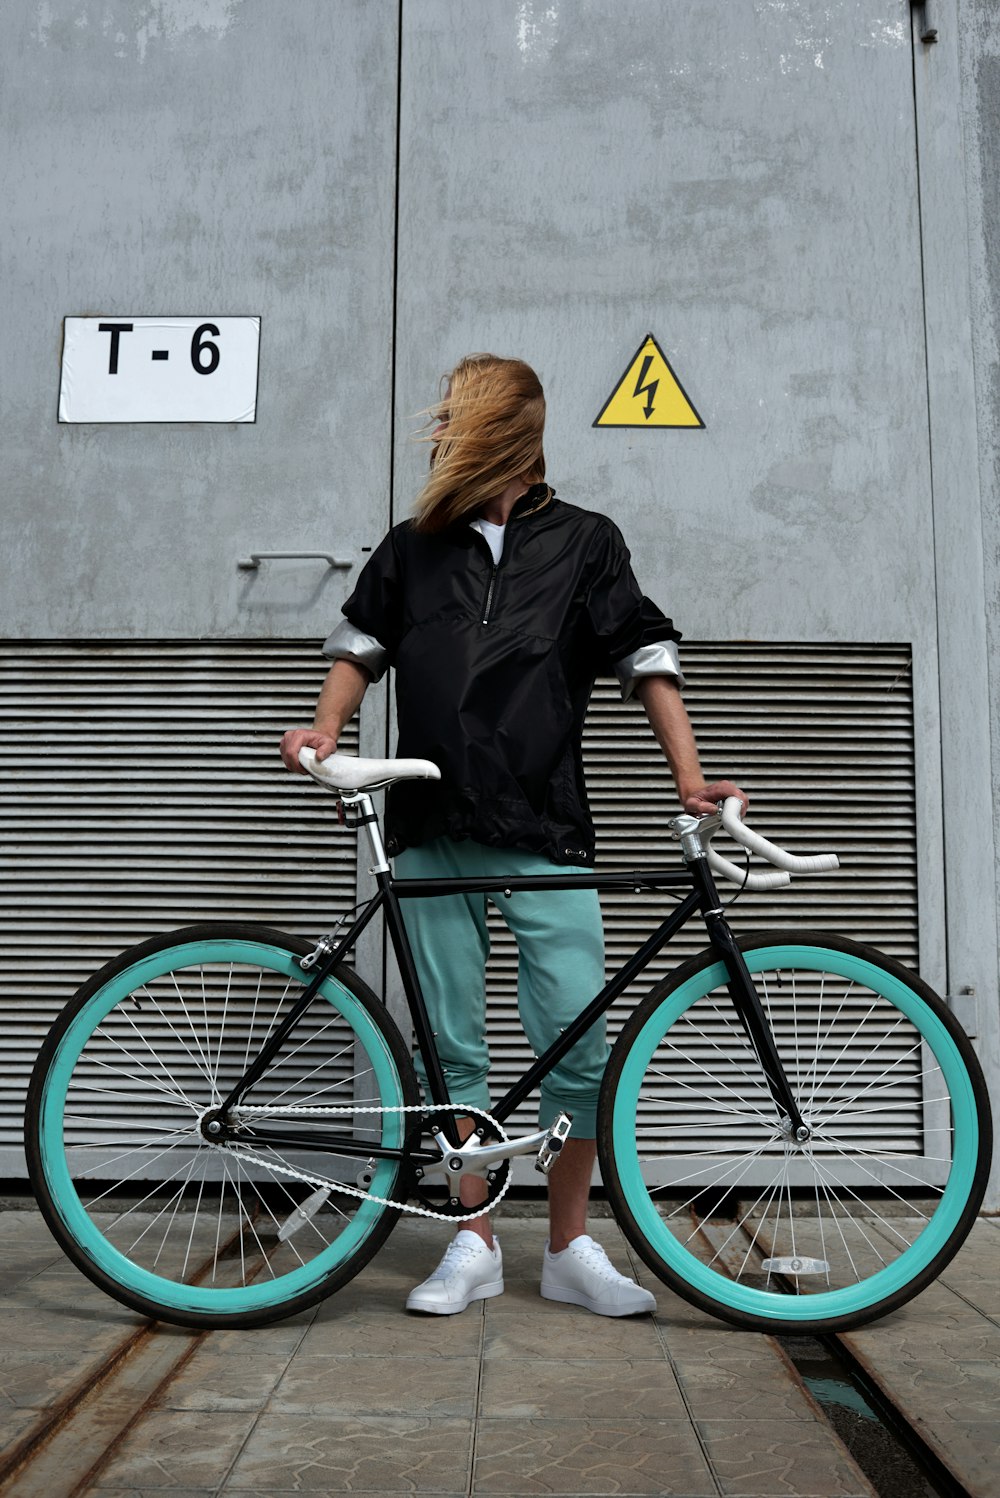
left=613, top=640, right=686, bottom=702
left=321, top=619, right=389, bottom=681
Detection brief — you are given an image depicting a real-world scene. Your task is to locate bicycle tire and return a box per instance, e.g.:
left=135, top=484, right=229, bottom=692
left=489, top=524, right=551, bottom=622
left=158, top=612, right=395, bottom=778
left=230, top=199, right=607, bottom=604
left=599, top=931, right=991, bottom=1333
left=26, top=923, right=421, bottom=1329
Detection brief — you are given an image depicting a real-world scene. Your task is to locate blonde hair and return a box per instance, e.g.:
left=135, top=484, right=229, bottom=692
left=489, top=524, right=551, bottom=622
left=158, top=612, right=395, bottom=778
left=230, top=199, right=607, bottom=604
left=411, top=354, right=546, bottom=533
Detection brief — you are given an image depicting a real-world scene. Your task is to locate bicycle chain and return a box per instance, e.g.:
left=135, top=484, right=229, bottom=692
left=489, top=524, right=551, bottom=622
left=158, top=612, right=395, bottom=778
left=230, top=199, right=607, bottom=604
left=213, top=1102, right=516, bottom=1224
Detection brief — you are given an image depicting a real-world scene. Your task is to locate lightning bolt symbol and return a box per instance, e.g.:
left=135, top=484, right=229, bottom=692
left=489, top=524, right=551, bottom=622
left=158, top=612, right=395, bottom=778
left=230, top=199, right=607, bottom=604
left=632, top=353, right=658, bottom=419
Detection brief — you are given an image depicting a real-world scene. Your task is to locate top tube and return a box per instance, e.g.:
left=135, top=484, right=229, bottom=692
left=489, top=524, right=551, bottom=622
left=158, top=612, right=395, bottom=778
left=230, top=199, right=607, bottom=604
left=390, top=869, right=693, bottom=897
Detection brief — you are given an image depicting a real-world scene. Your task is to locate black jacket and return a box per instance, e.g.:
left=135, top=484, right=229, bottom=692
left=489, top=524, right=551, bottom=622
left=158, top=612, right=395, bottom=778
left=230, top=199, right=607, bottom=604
left=330, top=487, right=681, bottom=864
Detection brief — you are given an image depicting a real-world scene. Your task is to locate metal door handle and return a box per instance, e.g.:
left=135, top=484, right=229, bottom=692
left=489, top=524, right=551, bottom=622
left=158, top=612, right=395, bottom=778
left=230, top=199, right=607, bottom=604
left=237, top=551, right=353, bottom=570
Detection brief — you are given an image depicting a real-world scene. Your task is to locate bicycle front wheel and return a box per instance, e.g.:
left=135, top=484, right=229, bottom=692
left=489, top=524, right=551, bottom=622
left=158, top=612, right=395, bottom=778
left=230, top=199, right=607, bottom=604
left=599, top=932, right=991, bottom=1333
left=26, top=924, right=420, bottom=1328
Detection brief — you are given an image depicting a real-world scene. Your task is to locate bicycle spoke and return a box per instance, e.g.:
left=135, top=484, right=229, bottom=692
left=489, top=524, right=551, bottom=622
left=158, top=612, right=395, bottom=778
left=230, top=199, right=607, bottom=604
left=95, top=1027, right=198, bottom=1111
left=807, top=998, right=885, bottom=1108
left=180, top=1172, right=208, bottom=1281
left=69, top=1130, right=196, bottom=1196
left=646, top=1057, right=775, bottom=1124
left=163, top=977, right=220, bottom=1093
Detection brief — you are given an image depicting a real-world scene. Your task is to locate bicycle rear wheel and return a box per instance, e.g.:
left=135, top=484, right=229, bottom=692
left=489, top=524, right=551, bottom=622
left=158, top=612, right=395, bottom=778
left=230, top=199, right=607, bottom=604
left=26, top=923, right=420, bottom=1328
left=599, top=931, right=991, bottom=1333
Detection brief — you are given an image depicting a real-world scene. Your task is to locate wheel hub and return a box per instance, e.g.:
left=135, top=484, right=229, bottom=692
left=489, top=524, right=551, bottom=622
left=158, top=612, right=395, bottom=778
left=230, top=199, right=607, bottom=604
left=777, top=1114, right=813, bottom=1145
left=198, top=1105, right=231, bottom=1143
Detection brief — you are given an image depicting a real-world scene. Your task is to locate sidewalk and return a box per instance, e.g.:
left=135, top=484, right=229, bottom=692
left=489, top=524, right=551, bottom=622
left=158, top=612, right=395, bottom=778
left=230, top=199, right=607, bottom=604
left=1, top=1207, right=996, bottom=1496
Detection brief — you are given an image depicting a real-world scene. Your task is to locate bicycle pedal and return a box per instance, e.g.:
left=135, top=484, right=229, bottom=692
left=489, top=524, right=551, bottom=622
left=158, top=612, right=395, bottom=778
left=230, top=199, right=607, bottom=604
left=535, top=1112, right=573, bottom=1174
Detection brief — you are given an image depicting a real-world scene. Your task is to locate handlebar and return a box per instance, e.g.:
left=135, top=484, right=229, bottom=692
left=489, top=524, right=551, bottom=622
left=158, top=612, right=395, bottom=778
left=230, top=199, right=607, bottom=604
left=701, top=796, right=840, bottom=892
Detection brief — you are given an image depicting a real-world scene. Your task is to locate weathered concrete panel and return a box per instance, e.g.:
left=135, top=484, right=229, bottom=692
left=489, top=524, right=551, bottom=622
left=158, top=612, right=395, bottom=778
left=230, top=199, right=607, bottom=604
left=958, top=0, right=1000, bottom=1209
left=2, top=0, right=398, bottom=637
left=394, top=1, right=934, bottom=649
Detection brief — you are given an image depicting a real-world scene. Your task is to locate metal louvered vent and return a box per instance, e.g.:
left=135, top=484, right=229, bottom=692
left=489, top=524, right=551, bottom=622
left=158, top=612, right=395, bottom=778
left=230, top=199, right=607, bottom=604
left=485, top=644, right=917, bottom=1141
left=1, top=642, right=357, bottom=1172
left=3, top=640, right=920, bottom=1186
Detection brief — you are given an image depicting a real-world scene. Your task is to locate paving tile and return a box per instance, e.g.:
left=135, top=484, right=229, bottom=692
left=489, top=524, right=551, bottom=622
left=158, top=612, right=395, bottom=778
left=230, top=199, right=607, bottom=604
left=480, top=1357, right=686, bottom=1420
left=0, top=1252, right=65, bottom=1290
left=204, top=1316, right=314, bottom=1358
left=663, top=1328, right=815, bottom=1421
left=484, top=1303, right=661, bottom=1360
left=270, top=1354, right=479, bottom=1417
left=84, top=1489, right=221, bottom=1496
left=300, top=1297, right=484, bottom=1358
left=697, top=1418, right=874, bottom=1496
left=91, top=1410, right=257, bottom=1489
left=846, top=1313, right=998, bottom=1366
left=894, top=1358, right=1000, bottom=1421
left=0, top=1303, right=138, bottom=1352
left=153, top=1348, right=293, bottom=1411
left=473, top=1416, right=715, bottom=1495
left=0, top=1346, right=118, bottom=1411
left=936, top=1222, right=1000, bottom=1318
left=3, top=1265, right=127, bottom=1311
left=225, top=1413, right=472, bottom=1491
left=0, top=1400, right=46, bottom=1450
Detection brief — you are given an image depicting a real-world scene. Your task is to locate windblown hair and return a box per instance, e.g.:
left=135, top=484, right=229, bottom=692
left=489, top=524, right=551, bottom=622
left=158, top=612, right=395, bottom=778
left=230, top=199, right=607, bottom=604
left=410, top=354, right=546, bottom=533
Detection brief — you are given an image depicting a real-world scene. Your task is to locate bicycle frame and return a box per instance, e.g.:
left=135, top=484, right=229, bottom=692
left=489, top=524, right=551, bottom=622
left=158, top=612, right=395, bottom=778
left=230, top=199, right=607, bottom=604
left=215, top=794, right=809, bottom=1158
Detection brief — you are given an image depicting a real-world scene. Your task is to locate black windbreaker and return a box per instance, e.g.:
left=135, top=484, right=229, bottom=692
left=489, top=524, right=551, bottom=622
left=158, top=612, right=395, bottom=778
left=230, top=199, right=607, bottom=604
left=333, top=487, right=681, bottom=865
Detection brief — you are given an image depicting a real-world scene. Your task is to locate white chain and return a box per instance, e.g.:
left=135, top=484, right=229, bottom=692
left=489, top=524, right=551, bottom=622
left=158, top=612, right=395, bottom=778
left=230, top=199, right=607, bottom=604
left=214, top=1102, right=516, bottom=1223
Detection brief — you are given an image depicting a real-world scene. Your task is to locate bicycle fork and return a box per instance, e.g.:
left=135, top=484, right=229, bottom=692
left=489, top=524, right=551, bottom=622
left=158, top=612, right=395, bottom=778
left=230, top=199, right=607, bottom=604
left=682, top=830, right=810, bottom=1141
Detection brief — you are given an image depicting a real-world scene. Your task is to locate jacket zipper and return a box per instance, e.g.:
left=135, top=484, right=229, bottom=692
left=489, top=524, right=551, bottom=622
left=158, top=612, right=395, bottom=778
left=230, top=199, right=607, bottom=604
left=473, top=528, right=504, bottom=625
left=482, top=565, right=498, bottom=625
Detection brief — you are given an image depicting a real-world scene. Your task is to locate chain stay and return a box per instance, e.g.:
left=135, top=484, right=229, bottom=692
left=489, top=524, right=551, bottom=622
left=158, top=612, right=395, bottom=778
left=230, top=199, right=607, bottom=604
left=216, top=1102, right=514, bottom=1224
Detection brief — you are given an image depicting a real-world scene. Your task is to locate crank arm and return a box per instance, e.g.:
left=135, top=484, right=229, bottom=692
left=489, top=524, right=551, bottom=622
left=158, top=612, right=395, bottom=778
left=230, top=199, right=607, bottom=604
left=431, top=1126, right=552, bottom=1177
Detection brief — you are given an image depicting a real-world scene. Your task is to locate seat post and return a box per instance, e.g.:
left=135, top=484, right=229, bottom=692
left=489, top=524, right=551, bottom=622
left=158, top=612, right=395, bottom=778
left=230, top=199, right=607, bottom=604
left=351, top=792, right=390, bottom=875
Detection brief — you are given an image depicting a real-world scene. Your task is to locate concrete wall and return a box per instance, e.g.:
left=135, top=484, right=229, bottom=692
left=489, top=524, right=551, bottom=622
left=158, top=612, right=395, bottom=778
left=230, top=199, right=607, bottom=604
left=3, top=0, right=398, bottom=640
left=960, top=0, right=1000, bottom=1169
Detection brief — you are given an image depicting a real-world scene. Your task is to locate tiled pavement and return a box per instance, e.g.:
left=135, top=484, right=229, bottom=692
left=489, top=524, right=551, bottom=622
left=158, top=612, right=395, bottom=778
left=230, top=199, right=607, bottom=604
left=1, top=1207, right=996, bottom=1497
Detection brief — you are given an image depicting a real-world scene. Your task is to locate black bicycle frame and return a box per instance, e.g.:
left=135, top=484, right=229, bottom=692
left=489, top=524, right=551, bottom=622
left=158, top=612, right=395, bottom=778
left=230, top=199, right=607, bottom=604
left=216, top=851, right=807, bottom=1157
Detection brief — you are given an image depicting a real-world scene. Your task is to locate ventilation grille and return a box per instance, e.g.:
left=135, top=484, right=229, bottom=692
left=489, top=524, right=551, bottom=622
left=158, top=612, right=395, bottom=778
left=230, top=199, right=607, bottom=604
left=1, top=642, right=357, bottom=1165
left=2, top=641, right=919, bottom=1178
left=484, top=645, right=918, bottom=1137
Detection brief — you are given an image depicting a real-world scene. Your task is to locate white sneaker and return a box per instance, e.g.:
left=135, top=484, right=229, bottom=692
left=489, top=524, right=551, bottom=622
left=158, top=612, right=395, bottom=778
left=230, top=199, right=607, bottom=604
left=406, top=1230, right=504, bottom=1315
left=541, top=1234, right=657, bottom=1317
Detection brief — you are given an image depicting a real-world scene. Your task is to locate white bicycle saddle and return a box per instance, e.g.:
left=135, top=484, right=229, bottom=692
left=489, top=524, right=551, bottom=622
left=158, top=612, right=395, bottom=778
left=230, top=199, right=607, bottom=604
left=298, top=746, right=441, bottom=792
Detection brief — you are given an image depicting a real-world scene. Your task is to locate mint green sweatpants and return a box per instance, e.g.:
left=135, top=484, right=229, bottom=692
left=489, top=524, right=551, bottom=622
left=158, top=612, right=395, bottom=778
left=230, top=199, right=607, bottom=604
left=394, top=838, right=609, bottom=1138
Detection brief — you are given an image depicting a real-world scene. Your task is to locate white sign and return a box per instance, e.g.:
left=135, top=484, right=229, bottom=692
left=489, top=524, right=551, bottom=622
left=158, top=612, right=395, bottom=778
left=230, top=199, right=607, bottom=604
left=58, top=316, right=260, bottom=423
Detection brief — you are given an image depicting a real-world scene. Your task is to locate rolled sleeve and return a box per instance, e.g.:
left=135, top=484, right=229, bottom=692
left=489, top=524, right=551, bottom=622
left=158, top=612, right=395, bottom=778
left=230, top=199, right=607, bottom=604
left=585, top=519, right=682, bottom=689
left=613, top=639, right=686, bottom=701
left=322, top=619, right=390, bottom=682
left=324, top=526, right=405, bottom=680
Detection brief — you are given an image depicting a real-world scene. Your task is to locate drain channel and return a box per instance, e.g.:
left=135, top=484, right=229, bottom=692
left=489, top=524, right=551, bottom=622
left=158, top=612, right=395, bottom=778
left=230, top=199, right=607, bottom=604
left=778, top=1334, right=967, bottom=1498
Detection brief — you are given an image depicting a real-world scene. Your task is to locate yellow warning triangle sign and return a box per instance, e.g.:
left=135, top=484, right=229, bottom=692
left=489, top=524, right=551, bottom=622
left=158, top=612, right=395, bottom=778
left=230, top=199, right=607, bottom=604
left=593, top=334, right=704, bottom=429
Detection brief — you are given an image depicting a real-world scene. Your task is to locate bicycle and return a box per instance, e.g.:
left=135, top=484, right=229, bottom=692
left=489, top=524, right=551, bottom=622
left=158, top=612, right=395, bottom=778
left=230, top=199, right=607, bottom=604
left=25, top=751, right=992, bottom=1334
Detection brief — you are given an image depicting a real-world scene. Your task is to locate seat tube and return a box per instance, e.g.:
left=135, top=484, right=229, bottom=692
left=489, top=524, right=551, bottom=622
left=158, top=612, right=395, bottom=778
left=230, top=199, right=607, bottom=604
left=353, top=794, right=455, bottom=1126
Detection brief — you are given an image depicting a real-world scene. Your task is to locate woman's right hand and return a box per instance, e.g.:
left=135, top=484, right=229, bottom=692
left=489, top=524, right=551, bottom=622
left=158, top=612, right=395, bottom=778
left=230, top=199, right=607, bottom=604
left=279, top=728, right=339, bottom=774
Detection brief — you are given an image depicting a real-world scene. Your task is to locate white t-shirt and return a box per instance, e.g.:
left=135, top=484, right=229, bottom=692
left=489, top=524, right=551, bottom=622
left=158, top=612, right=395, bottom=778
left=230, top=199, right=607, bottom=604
left=470, top=517, right=506, bottom=565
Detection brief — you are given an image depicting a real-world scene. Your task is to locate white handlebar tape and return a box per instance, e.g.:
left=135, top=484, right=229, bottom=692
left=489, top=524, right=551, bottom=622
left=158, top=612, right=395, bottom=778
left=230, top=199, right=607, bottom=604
left=720, top=797, right=840, bottom=874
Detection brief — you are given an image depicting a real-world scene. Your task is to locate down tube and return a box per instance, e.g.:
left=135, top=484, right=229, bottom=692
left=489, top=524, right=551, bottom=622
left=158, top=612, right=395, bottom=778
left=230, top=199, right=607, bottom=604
left=490, top=890, right=703, bottom=1126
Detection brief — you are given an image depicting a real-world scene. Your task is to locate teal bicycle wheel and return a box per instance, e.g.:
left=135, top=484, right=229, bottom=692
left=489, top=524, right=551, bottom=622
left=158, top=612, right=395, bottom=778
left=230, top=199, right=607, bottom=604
left=26, top=924, right=420, bottom=1329
left=599, top=932, right=991, bottom=1333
